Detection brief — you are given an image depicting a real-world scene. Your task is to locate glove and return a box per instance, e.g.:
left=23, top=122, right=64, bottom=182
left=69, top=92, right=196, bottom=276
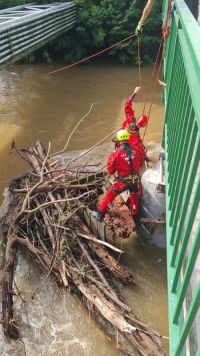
left=135, top=21, right=143, bottom=35
left=162, top=25, right=170, bottom=39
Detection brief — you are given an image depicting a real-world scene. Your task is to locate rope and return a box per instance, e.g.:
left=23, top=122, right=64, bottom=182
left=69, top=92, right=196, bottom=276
left=46, top=5, right=171, bottom=141
left=142, top=35, right=164, bottom=114
left=165, top=0, right=172, bottom=26
left=142, top=0, right=171, bottom=139
left=142, top=40, right=164, bottom=140
left=137, top=35, right=142, bottom=93
left=48, top=33, right=137, bottom=75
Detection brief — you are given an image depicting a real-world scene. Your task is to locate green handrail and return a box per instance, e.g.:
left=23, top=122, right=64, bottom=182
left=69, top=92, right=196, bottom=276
left=162, top=0, right=200, bottom=355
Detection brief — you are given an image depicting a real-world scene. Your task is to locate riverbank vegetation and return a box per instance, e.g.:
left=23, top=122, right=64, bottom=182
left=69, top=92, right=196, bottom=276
left=0, top=0, right=162, bottom=64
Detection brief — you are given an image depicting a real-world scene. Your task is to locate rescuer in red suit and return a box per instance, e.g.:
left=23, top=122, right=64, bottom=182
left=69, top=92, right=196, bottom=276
left=114, top=87, right=151, bottom=168
left=93, top=129, right=142, bottom=223
left=121, top=110, right=149, bottom=166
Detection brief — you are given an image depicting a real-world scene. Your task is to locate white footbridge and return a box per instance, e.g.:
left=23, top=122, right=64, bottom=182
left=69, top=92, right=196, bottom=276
left=0, top=2, right=76, bottom=69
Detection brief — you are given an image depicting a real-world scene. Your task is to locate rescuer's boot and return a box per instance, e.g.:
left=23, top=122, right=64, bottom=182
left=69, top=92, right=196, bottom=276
left=92, top=210, right=105, bottom=222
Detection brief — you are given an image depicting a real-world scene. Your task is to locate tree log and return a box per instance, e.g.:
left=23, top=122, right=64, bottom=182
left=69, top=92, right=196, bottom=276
left=69, top=275, right=162, bottom=356
left=13, top=183, right=97, bottom=194
left=2, top=237, right=19, bottom=338
left=1, top=140, right=165, bottom=355
left=72, top=216, right=136, bottom=285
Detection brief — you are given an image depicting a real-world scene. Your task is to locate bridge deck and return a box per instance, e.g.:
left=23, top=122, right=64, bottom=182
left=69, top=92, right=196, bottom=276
left=0, top=2, right=76, bottom=69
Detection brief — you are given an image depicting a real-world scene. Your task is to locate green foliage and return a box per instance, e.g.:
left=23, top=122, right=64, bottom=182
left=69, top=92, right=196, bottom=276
left=19, top=52, right=37, bottom=64
left=0, top=0, right=162, bottom=64
left=0, top=1, right=26, bottom=9
left=42, top=50, right=53, bottom=64
left=53, top=0, right=162, bottom=64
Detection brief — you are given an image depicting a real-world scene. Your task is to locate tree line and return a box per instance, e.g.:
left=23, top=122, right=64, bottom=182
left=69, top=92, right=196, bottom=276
left=0, top=0, right=162, bottom=64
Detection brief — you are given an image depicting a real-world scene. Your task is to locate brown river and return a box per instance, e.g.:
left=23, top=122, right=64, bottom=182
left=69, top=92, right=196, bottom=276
left=0, top=63, right=168, bottom=355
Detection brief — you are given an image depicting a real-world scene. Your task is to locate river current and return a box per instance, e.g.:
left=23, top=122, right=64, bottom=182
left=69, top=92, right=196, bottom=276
left=0, top=63, right=168, bottom=355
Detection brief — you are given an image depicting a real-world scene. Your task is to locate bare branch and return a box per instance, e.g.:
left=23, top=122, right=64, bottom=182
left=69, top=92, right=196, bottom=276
left=53, top=223, right=124, bottom=253
left=50, top=103, right=98, bottom=157
left=24, top=190, right=96, bottom=214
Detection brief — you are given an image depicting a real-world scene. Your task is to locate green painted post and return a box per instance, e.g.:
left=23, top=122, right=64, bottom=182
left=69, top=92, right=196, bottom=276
left=196, top=348, right=200, bottom=356
left=169, top=119, right=197, bottom=229
left=174, top=284, right=200, bottom=356
left=173, top=226, right=200, bottom=322
left=170, top=136, right=199, bottom=249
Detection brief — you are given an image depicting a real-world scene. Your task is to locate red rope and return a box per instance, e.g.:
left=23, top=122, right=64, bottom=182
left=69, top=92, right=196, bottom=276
left=142, top=35, right=164, bottom=114
left=142, top=42, right=164, bottom=140
left=162, top=0, right=172, bottom=38
left=166, top=0, right=172, bottom=24
left=142, top=0, right=172, bottom=139
left=137, top=36, right=142, bottom=92
left=48, top=33, right=137, bottom=75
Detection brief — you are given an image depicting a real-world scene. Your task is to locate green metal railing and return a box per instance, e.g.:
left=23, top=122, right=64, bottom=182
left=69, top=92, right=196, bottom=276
left=163, top=0, right=200, bottom=355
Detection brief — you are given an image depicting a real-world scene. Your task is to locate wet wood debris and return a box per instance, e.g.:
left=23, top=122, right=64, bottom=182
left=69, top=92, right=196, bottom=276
left=1, top=140, right=164, bottom=355
left=97, top=194, right=135, bottom=238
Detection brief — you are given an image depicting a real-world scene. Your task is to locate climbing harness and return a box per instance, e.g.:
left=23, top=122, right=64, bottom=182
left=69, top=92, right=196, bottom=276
left=121, top=143, right=135, bottom=174
left=118, top=175, right=140, bottom=184
left=117, top=143, right=140, bottom=192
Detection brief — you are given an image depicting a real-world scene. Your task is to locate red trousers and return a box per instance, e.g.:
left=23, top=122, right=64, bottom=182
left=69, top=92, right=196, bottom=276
left=99, top=180, right=142, bottom=217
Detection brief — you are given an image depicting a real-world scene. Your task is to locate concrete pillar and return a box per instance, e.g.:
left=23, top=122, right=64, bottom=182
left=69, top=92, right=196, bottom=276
left=139, top=156, right=166, bottom=248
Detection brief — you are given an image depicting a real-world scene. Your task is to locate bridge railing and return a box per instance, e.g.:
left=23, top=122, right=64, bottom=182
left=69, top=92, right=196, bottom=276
left=0, top=2, right=76, bottom=70
left=163, top=0, right=200, bottom=355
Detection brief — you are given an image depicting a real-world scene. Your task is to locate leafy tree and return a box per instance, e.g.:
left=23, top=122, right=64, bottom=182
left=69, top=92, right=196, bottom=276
left=50, top=0, right=162, bottom=64
left=0, top=0, right=162, bottom=64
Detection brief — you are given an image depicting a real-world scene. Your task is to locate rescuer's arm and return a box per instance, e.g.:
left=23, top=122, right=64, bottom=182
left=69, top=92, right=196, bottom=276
left=107, top=151, right=118, bottom=175
left=137, top=141, right=154, bottom=168
left=135, top=0, right=154, bottom=35
left=128, top=86, right=141, bottom=101
left=122, top=87, right=141, bottom=126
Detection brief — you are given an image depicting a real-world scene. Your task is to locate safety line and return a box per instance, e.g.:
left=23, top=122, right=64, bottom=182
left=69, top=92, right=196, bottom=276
left=142, top=0, right=171, bottom=139
left=142, top=41, right=165, bottom=140
left=48, top=33, right=137, bottom=75
left=137, top=35, right=142, bottom=96
left=142, top=35, right=164, bottom=115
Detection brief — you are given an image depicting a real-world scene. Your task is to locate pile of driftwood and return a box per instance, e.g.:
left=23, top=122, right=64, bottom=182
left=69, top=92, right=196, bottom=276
left=1, top=140, right=164, bottom=355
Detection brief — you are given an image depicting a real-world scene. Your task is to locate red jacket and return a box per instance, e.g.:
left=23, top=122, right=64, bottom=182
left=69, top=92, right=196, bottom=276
left=124, top=97, right=135, bottom=122
left=121, top=97, right=141, bottom=144
left=107, top=143, right=143, bottom=177
left=120, top=97, right=147, bottom=162
left=121, top=98, right=136, bottom=129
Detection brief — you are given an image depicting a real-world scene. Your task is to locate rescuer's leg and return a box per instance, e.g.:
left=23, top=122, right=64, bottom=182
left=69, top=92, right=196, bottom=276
left=129, top=183, right=142, bottom=224
left=129, top=193, right=139, bottom=222
left=92, top=186, right=117, bottom=221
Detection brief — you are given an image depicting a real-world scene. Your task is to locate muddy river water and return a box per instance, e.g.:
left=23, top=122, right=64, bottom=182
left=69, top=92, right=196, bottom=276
left=0, top=63, right=168, bottom=355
